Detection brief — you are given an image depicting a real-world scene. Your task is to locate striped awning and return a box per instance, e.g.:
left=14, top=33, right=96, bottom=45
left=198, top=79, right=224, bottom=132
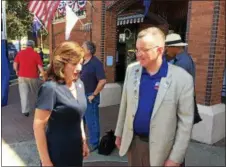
left=117, top=14, right=144, bottom=26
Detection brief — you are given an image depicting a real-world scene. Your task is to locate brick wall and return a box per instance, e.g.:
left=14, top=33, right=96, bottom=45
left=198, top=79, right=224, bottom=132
left=187, top=1, right=214, bottom=105
left=49, top=3, right=93, bottom=54
left=187, top=0, right=225, bottom=105
left=104, top=7, right=117, bottom=82
left=104, top=0, right=138, bottom=82
left=90, top=1, right=102, bottom=61
left=210, top=0, right=225, bottom=104
left=53, top=22, right=90, bottom=48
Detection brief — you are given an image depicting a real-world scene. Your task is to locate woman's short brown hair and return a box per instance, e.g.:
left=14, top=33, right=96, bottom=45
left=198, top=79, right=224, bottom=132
left=46, top=41, right=84, bottom=83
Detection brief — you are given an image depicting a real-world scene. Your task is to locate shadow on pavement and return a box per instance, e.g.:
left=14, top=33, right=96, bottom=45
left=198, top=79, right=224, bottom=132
left=2, top=84, right=124, bottom=166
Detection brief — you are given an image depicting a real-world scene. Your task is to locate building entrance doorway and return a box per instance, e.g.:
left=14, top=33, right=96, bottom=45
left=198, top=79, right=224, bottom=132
left=115, top=24, right=138, bottom=82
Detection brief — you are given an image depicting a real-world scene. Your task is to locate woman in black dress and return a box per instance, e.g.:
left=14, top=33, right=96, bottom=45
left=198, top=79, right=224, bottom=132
left=33, top=41, right=89, bottom=166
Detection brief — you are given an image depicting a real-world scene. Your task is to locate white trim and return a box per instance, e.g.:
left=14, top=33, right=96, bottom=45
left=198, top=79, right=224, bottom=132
left=192, top=103, right=225, bottom=144
left=99, top=83, right=122, bottom=107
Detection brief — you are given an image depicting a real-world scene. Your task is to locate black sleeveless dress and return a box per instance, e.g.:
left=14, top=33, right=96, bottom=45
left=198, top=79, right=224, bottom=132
left=36, top=80, right=87, bottom=166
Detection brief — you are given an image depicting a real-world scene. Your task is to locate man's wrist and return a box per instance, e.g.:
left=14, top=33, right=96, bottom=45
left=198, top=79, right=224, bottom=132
left=92, top=93, right=97, bottom=96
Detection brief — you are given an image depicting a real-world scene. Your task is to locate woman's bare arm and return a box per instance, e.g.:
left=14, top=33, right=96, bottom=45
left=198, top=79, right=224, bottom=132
left=33, top=109, right=52, bottom=165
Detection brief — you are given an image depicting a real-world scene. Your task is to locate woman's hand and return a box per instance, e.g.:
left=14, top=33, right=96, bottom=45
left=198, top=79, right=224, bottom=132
left=83, top=141, right=90, bottom=158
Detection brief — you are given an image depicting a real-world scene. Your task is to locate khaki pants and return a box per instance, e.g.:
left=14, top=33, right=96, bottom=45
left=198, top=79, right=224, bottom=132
left=18, top=77, right=40, bottom=114
left=127, top=136, right=186, bottom=167
left=127, top=136, right=150, bottom=166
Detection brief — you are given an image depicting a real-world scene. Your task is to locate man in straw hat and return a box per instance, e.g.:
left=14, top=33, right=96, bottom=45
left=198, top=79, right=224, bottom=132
left=165, top=33, right=202, bottom=125
left=165, top=33, right=195, bottom=79
left=115, top=27, right=194, bottom=166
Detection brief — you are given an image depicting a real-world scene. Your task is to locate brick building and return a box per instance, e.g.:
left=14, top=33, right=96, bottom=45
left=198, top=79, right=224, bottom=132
left=49, top=0, right=225, bottom=144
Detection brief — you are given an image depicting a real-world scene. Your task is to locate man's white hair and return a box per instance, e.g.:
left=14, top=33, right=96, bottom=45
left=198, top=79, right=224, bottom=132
left=137, top=27, right=165, bottom=47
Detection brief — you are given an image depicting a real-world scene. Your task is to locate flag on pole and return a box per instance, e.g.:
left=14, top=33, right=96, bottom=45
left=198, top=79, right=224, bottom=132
left=1, top=0, right=10, bottom=106
left=32, top=16, right=42, bottom=38
left=1, top=40, right=10, bottom=107
left=143, top=0, right=151, bottom=16
left=65, top=5, right=79, bottom=40
left=28, top=1, right=60, bottom=28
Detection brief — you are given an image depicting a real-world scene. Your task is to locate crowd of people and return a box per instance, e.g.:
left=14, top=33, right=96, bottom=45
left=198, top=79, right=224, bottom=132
left=13, top=27, right=201, bottom=166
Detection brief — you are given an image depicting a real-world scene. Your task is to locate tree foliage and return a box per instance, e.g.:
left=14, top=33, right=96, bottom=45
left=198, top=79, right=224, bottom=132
left=6, top=0, right=33, bottom=40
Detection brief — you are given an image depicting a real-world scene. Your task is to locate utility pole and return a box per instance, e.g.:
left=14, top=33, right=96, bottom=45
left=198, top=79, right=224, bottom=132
left=2, top=0, right=7, bottom=39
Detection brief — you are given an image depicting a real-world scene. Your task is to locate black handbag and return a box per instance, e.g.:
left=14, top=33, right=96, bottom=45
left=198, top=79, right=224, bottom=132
left=193, top=96, right=202, bottom=124
left=98, top=130, right=116, bottom=155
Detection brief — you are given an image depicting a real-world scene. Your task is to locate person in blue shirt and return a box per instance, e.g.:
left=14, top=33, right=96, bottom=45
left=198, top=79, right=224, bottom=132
left=80, top=41, right=106, bottom=152
left=165, top=33, right=195, bottom=79
left=165, top=33, right=202, bottom=167
left=39, top=47, right=44, bottom=63
left=165, top=33, right=202, bottom=125
left=115, top=27, right=194, bottom=166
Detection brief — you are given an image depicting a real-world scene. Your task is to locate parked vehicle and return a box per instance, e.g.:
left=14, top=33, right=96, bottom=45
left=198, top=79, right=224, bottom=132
left=7, top=42, right=18, bottom=81
left=8, top=42, right=18, bottom=60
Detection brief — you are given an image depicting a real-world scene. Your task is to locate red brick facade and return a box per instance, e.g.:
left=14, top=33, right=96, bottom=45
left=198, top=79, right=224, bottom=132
left=187, top=0, right=225, bottom=105
left=49, top=0, right=225, bottom=106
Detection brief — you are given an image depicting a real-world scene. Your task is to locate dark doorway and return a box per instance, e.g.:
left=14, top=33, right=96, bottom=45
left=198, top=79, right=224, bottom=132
left=115, top=43, right=126, bottom=82
left=115, top=25, right=138, bottom=82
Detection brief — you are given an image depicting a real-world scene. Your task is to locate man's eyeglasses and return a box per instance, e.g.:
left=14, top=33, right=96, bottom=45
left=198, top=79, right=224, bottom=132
left=135, top=46, right=159, bottom=54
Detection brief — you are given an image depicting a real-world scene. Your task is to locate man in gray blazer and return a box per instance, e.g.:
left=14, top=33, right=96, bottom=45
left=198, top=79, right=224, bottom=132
left=115, top=27, right=194, bottom=166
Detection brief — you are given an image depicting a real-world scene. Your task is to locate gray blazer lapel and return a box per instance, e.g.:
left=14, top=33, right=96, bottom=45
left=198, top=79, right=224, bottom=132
left=133, top=65, right=142, bottom=115
left=151, top=74, right=172, bottom=120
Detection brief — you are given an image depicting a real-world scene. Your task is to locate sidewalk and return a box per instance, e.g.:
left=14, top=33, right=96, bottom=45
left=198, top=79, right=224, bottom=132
left=2, top=84, right=225, bottom=166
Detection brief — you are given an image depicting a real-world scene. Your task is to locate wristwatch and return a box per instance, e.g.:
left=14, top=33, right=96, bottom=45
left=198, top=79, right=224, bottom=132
left=92, top=93, right=97, bottom=97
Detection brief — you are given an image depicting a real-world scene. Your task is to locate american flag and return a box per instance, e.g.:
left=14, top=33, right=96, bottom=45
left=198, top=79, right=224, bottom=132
left=28, top=1, right=60, bottom=28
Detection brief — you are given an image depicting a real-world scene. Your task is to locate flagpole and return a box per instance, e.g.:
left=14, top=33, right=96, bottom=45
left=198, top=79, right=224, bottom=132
left=87, top=1, right=96, bottom=11
left=78, top=18, right=84, bottom=25
left=34, top=14, right=48, bottom=33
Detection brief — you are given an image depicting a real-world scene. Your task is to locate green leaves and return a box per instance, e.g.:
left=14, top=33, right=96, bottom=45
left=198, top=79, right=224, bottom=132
left=6, top=0, right=32, bottom=40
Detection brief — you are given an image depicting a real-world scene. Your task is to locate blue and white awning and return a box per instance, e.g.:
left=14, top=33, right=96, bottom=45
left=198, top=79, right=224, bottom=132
left=117, top=14, right=144, bottom=26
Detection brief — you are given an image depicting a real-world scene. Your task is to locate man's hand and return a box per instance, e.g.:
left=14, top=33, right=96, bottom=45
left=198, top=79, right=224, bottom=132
left=88, top=95, right=95, bottom=103
left=115, top=136, right=121, bottom=149
left=164, top=159, right=180, bottom=167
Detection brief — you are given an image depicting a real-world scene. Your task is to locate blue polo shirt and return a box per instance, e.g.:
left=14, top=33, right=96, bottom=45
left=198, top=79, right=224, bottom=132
left=172, top=51, right=195, bottom=81
left=80, top=56, right=106, bottom=94
left=133, top=59, right=168, bottom=136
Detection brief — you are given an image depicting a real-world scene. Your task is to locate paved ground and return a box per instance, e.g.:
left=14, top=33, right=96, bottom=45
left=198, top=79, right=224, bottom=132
left=1, top=84, right=225, bottom=166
